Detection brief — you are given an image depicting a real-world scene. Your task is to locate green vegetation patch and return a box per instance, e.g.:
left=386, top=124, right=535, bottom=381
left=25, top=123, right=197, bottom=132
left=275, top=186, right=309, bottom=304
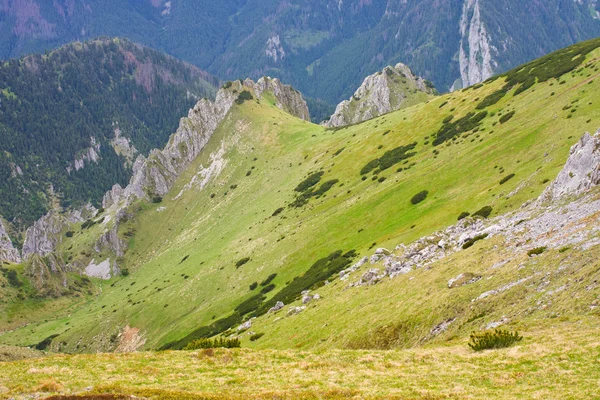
left=183, top=337, right=240, bottom=350
left=433, top=111, right=488, bottom=146
left=527, top=247, right=547, bottom=257
left=472, top=206, right=493, bottom=219
left=462, top=234, right=489, bottom=249
left=468, top=329, right=523, bottom=351
left=235, top=90, right=254, bottom=105
left=256, top=250, right=356, bottom=316
left=235, top=258, right=250, bottom=268
left=499, top=173, right=516, bottom=185
left=360, top=142, right=417, bottom=175
left=410, top=190, right=429, bottom=205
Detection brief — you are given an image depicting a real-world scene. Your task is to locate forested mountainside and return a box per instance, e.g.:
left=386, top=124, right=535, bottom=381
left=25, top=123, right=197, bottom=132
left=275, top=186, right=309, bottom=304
left=0, top=38, right=218, bottom=233
left=2, top=0, right=600, bottom=109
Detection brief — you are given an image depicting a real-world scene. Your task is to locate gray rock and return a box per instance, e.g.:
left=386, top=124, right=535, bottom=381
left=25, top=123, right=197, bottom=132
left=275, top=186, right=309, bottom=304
left=429, top=318, right=456, bottom=337
left=540, top=130, right=600, bottom=201
left=237, top=320, right=252, bottom=331
left=486, top=317, right=509, bottom=330
left=22, top=212, right=67, bottom=260
left=286, top=306, right=306, bottom=316
left=302, top=295, right=313, bottom=304
left=325, top=63, right=435, bottom=128
left=360, top=268, right=383, bottom=285
left=0, top=218, right=20, bottom=263
left=447, top=272, right=482, bottom=288
left=268, top=301, right=285, bottom=313
left=84, top=258, right=113, bottom=280
left=102, top=77, right=309, bottom=211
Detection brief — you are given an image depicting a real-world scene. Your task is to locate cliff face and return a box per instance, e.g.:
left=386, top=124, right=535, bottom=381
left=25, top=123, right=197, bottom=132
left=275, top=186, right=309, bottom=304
left=457, top=0, right=497, bottom=89
left=102, top=77, right=309, bottom=211
left=0, top=219, right=21, bottom=264
left=325, top=63, right=435, bottom=128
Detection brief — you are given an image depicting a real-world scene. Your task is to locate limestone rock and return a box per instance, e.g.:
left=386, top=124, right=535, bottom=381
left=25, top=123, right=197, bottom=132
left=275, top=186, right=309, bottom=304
left=22, top=213, right=67, bottom=260
left=237, top=320, right=252, bottom=331
left=457, top=0, right=497, bottom=89
left=447, top=272, right=482, bottom=288
left=268, top=301, right=285, bottom=313
left=325, top=63, right=435, bottom=127
left=287, top=306, right=306, bottom=316
left=541, top=130, right=600, bottom=201
left=84, top=258, right=119, bottom=280
left=0, top=218, right=20, bottom=264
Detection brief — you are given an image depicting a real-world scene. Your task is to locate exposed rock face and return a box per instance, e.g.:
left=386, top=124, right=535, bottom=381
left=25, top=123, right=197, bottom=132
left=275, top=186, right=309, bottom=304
left=22, top=206, right=96, bottom=261
left=103, top=77, right=309, bottom=211
left=457, top=0, right=497, bottom=89
left=84, top=258, right=119, bottom=280
left=67, top=137, right=101, bottom=174
left=540, top=130, right=600, bottom=201
left=19, top=76, right=308, bottom=291
left=268, top=301, right=285, bottom=313
left=250, top=77, right=310, bottom=121
left=325, top=63, right=434, bottom=128
left=22, top=213, right=68, bottom=260
left=0, top=219, right=21, bottom=263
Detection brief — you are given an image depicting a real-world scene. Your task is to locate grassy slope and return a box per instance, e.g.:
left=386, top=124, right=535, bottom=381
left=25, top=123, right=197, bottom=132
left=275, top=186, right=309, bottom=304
left=2, top=44, right=600, bottom=357
left=0, top=321, right=599, bottom=398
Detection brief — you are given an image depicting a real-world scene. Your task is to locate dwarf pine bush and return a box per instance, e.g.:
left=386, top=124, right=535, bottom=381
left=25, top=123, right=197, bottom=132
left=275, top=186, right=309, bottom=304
left=468, top=329, right=522, bottom=351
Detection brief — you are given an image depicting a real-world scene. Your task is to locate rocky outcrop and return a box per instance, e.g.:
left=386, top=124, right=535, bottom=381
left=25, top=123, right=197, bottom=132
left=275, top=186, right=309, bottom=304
left=457, top=0, right=497, bottom=89
left=67, top=137, right=101, bottom=174
left=540, top=130, right=600, bottom=201
left=22, top=206, right=96, bottom=261
left=22, top=213, right=68, bottom=260
left=0, top=219, right=21, bottom=264
left=103, top=77, right=309, bottom=211
left=325, top=63, right=434, bottom=128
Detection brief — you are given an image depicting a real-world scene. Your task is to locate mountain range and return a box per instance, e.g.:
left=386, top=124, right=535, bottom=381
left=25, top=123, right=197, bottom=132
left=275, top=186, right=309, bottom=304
left=3, top=0, right=600, bottom=107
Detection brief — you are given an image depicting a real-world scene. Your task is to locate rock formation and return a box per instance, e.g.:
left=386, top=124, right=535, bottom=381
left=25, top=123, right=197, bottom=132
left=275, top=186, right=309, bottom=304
left=0, top=218, right=21, bottom=264
left=325, top=63, right=435, bottom=128
left=103, top=77, right=309, bottom=211
left=457, top=0, right=497, bottom=89
left=540, top=130, right=600, bottom=201
left=22, top=205, right=96, bottom=261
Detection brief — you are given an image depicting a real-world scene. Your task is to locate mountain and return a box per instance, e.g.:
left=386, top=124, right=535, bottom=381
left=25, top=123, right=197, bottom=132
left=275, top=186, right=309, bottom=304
left=2, top=0, right=600, bottom=108
left=1, top=36, right=600, bottom=363
left=0, top=37, right=218, bottom=233
left=324, top=62, right=436, bottom=127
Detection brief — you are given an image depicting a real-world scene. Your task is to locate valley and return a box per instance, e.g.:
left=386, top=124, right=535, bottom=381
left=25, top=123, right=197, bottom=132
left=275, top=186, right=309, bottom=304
left=0, top=32, right=600, bottom=399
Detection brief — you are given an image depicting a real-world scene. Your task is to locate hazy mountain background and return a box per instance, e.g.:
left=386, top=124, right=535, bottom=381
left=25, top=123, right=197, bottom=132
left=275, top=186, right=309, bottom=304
left=2, top=0, right=600, bottom=108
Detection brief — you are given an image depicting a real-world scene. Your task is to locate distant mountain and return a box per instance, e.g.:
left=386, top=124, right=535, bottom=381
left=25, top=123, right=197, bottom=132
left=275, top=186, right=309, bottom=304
left=2, top=0, right=600, bottom=108
left=0, top=37, right=218, bottom=232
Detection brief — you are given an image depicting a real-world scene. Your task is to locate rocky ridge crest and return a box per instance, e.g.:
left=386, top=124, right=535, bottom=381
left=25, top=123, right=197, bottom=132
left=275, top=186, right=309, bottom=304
left=325, top=63, right=434, bottom=128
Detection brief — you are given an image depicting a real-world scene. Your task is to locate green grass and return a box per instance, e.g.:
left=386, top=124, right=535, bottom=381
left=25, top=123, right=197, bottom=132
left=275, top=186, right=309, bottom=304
left=1, top=321, right=599, bottom=399
left=2, top=43, right=600, bottom=357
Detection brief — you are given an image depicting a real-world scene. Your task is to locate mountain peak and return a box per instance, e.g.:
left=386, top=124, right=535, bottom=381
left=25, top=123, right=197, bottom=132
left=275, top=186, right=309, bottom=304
left=324, top=63, right=436, bottom=127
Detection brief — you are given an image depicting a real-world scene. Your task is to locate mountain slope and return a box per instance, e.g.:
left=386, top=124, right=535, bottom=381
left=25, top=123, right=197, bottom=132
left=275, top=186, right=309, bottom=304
left=2, top=38, right=600, bottom=355
left=0, top=38, right=218, bottom=231
left=2, top=1, right=600, bottom=105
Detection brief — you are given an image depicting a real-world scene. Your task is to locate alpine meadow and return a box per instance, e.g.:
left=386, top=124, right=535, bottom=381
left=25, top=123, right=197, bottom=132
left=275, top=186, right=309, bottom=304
left=1, top=2, right=600, bottom=399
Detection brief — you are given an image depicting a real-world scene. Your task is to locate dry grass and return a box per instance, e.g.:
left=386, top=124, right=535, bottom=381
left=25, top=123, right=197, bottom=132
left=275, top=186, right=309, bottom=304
left=1, top=322, right=599, bottom=399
